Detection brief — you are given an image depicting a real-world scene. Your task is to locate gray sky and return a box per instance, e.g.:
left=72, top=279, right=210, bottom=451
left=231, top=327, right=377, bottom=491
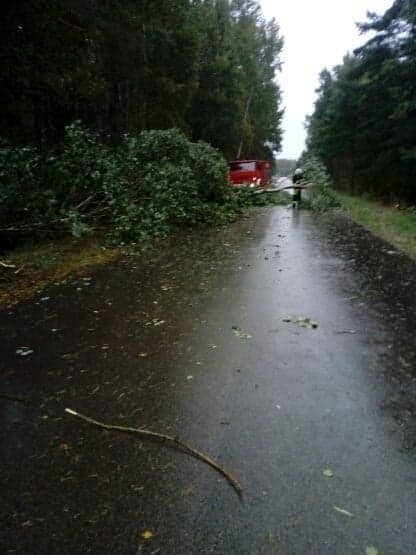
left=260, top=0, right=394, bottom=159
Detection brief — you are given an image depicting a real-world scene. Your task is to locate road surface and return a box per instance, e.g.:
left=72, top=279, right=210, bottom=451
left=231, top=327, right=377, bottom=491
left=1, top=206, right=415, bottom=554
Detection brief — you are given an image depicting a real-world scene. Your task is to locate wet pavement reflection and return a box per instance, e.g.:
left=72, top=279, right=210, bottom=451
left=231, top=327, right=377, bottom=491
left=1, top=207, right=415, bottom=554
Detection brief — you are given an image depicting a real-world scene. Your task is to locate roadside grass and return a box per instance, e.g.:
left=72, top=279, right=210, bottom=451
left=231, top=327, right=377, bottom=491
left=339, top=193, right=416, bottom=260
left=0, top=235, right=120, bottom=308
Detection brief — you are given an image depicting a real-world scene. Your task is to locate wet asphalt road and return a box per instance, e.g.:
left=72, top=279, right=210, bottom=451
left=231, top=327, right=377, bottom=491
left=1, top=207, right=415, bottom=554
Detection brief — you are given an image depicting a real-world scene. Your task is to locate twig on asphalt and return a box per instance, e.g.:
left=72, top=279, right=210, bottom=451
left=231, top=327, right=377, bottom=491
left=65, top=407, right=242, bottom=497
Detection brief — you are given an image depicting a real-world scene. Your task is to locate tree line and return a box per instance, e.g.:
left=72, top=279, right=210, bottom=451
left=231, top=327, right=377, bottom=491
left=306, top=0, right=416, bottom=204
left=0, top=1, right=285, bottom=248
left=0, top=0, right=283, bottom=161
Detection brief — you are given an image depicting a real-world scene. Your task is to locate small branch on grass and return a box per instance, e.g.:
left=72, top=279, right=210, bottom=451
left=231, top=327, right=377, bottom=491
left=0, top=261, right=16, bottom=269
left=65, top=407, right=242, bottom=497
left=0, top=262, right=25, bottom=276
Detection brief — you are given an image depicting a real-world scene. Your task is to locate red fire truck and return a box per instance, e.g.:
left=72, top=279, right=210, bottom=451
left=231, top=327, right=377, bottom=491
left=228, top=159, right=272, bottom=187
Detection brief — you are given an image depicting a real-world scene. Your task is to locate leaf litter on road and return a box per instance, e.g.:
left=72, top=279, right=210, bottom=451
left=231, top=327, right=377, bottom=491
left=16, top=347, right=34, bottom=356
left=282, top=316, right=318, bottom=329
left=232, top=326, right=252, bottom=340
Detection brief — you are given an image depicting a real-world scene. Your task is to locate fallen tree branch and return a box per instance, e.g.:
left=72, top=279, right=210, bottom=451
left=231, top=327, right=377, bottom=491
left=75, top=192, right=101, bottom=211
left=65, top=407, right=242, bottom=497
left=253, top=181, right=315, bottom=195
left=0, top=261, right=16, bottom=269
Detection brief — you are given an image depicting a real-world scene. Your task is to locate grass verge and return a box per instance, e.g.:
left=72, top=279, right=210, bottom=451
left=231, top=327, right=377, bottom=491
left=0, top=235, right=120, bottom=309
left=339, top=193, right=416, bottom=260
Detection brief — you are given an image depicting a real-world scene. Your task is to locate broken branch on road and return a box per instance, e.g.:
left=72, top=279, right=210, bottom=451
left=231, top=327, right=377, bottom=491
left=65, top=407, right=242, bottom=497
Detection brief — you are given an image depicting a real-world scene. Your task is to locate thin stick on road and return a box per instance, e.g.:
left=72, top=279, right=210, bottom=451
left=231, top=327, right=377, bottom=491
left=65, top=407, right=243, bottom=497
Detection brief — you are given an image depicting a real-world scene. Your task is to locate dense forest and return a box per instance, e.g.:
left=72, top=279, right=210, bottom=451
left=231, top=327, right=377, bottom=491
left=0, top=0, right=284, bottom=246
left=0, top=0, right=283, bottom=160
left=306, top=0, right=416, bottom=204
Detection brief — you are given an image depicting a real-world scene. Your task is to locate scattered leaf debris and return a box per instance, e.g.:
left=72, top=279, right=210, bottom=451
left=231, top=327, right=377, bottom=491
left=16, top=347, right=34, bottom=357
left=232, top=326, right=252, bottom=340
left=145, top=318, right=165, bottom=327
left=282, top=316, right=318, bottom=329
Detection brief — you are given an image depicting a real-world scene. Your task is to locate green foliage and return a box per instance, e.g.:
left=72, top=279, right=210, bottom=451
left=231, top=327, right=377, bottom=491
left=229, top=0, right=284, bottom=159
left=250, top=191, right=289, bottom=207
left=64, top=210, right=94, bottom=238
left=189, top=141, right=230, bottom=203
left=299, top=156, right=341, bottom=211
left=50, top=121, right=123, bottom=210
left=301, top=156, right=331, bottom=187
left=0, top=144, right=41, bottom=212
left=109, top=128, right=237, bottom=241
left=309, top=186, right=341, bottom=212
left=1, top=123, right=253, bottom=246
left=0, top=143, right=49, bottom=236
left=0, top=0, right=286, bottom=249
left=1, top=1, right=284, bottom=162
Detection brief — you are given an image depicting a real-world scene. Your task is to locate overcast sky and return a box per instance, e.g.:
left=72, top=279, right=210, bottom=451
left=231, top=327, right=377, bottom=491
left=259, top=0, right=394, bottom=159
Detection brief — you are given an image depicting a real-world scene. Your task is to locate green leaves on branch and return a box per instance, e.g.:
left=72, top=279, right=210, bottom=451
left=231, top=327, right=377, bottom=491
left=294, top=156, right=341, bottom=211
left=0, top=123, right=245, bottom=244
